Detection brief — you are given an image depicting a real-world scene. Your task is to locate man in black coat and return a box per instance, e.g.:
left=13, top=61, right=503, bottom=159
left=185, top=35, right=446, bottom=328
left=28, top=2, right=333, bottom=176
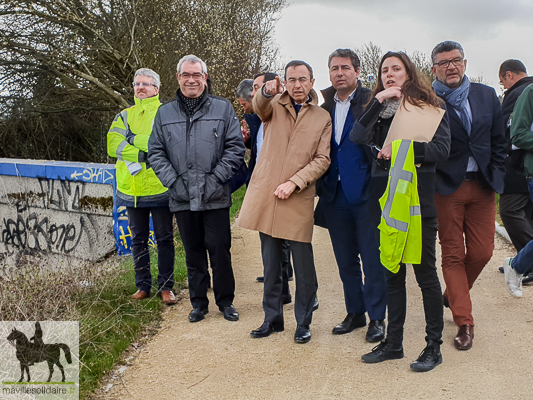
left=498, top=60, right=533, bottom=271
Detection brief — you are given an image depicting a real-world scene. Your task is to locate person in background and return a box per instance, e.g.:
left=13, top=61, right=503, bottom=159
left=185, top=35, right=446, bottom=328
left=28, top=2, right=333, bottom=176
left=498, top=60, right=533, bottom=284
left=107, top=68, right=176, bottom=305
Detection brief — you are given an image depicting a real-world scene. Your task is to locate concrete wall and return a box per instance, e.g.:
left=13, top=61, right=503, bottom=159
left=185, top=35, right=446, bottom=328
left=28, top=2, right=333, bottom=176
left=0, top=159, right=118, bottom=271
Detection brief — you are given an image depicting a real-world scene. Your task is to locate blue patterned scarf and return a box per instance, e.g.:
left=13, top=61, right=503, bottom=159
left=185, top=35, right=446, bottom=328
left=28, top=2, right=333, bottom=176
left=433, top=75, right=472, bottom=134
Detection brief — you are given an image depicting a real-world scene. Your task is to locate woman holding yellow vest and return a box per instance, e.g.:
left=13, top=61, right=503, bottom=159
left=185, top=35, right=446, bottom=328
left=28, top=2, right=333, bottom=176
left=351, top=52, right=451, bottom=372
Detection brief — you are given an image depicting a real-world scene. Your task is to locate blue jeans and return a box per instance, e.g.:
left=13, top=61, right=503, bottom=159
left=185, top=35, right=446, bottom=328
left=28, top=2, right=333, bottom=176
left=512, top=240, right=533, bottom=275
left=527, top=178, right=533, bottom=203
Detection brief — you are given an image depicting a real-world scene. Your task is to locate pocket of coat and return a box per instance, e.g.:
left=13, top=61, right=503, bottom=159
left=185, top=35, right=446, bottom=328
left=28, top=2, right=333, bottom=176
left=204, top=173, right=226, bottom=203
left=171, top=174, right=190, bottom=203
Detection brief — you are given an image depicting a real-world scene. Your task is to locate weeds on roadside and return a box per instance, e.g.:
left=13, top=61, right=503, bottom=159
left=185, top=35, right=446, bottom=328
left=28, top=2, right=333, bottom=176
left=0, top=186, right=244, bottom=398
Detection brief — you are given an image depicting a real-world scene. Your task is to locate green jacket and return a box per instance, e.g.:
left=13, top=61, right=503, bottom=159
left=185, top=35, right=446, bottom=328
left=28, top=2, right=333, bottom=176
left=107, top=94, right=168, bottom=205
left=511, top=84, right=533, bottom=178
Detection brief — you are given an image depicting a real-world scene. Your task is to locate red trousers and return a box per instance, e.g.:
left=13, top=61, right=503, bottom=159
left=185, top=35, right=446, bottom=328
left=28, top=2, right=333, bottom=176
left=435, top=180, right=496, bottom=326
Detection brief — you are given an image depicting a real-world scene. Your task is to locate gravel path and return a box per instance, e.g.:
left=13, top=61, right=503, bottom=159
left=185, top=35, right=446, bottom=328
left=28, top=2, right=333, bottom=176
left=99, top=226, right=533, bottom=399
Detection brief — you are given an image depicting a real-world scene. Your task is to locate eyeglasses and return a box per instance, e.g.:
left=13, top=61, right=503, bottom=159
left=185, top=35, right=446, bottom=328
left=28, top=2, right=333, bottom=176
left=133, top=82, right=157, bottom=88
left=286, top=77, right=309, bottom=84
left=179, top=72, right=205, bottom=80
left=434, top=57, right=464, bottom=69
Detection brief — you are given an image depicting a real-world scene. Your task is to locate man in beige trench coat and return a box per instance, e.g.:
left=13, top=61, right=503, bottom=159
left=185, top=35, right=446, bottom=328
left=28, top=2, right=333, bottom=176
left=237, top=60, right=332, bottom=343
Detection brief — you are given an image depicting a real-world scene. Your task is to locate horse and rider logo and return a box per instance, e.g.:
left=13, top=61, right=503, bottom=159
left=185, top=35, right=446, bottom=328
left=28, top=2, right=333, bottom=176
left=5, top=322, right=74, bottom=383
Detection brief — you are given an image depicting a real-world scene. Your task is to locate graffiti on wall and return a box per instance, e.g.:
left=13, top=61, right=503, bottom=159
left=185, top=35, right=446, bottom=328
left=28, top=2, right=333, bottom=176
left=1, top=208, right=97, bottom=256
left=69, top=167, right=114, bottom=184
left=0, top=178, right=111, bottom=261
left=37, top=178, right=86, bottom=211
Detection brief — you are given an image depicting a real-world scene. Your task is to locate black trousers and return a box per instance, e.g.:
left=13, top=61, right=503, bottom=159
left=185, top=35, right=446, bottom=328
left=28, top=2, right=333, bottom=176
left=260, top=233, right=317, bottom=326
left=281, top=240, right=292, bottom=296
left=174, top=208, right=235, bottom=310
left=127, top=206, right=175, bottom=293
left=499, top=193, right=533, bottom=252
left=385, top=217, right=444, bottom=346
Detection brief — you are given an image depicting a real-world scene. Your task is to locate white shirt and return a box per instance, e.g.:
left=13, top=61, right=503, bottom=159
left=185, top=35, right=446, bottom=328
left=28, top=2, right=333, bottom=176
left=256, top=123, right=264, bottom=163
left=333, top=89, right=357, bottom=145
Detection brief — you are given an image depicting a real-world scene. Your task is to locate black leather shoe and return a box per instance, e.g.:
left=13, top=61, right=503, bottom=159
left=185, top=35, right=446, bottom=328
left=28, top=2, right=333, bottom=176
left=188, top=307, right=208, bottom=323
left=221, top=305, right=239, bottom=321
left=294, top=325, right=311, bottom=344
left=366, top=319, right=385, bottom=342
left=250, top=321, right=284, bottom=338
left=332, top=313, right=366, bottom=335
left=256, top=276, right=264, bottom=282
left=410, top=340, right=443, bottom=372
left=312, top=297, right=319, bottom=311
left=523, top=271, right=533, bottom=285
left=361, top=340, right=404, bottom=363
left=282, top=294, right=292, bottom=305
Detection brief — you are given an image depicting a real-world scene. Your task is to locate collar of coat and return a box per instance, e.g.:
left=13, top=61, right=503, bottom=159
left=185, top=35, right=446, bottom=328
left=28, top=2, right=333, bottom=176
left=278, top=88, right=319, bottom=108
left=133, top=93, right=161, bottom=112
left=320, top=80, right=365, bottom=113
left=505, top=76, right=533, bottom=98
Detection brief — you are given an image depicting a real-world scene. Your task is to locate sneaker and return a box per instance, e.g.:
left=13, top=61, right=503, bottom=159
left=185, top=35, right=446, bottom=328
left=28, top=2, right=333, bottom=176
left=410, top=340, right=443, bottom=372
left=361, top=340, right=404, bottom=363
left=503, top=257, right=523, bottom=298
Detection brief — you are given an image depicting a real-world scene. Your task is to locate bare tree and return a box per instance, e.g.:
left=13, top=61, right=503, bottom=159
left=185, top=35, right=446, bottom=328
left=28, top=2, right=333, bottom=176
left=354, top=42, right=384, bottom=89
left=0, top=0, right=286, bottom=161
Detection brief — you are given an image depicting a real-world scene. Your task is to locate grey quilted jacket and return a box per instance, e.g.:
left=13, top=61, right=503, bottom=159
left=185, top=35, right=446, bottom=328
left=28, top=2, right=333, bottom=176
left=148, top=91, right=245, bottom=212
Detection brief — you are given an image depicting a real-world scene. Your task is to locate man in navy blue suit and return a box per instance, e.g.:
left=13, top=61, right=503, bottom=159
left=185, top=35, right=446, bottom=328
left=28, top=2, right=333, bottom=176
left=431, top=41, right=506, bottom=351
left=315, top=49, right=387, bottom=342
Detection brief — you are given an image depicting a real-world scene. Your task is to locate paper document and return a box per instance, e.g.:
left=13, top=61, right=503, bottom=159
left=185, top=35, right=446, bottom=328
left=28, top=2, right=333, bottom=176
left=383, top=102, right=445, bottom=148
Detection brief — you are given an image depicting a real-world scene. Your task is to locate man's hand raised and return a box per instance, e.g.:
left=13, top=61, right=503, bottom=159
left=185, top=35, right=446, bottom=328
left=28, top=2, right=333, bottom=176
left=264, top=76, right=284, bottom=96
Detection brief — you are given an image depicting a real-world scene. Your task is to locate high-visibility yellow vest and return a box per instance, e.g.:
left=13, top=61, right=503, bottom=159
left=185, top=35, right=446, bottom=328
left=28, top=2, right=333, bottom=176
left=378, top=139, right=422, bottom=273
left=107, top=95, right=167, bottom=205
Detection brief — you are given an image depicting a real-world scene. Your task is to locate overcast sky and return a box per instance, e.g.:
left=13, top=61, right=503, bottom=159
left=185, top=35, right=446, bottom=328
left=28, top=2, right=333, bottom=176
left=274, top=0, right=533, bottom=101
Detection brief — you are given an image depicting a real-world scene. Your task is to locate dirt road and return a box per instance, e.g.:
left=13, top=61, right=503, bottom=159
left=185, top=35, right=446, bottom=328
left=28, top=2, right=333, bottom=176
left=100, top=226, right=533, bottom=400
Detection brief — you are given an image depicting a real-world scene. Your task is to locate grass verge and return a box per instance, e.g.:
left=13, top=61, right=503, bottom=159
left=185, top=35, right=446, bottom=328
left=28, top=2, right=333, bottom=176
left=0, top=187, right=246, bottom=399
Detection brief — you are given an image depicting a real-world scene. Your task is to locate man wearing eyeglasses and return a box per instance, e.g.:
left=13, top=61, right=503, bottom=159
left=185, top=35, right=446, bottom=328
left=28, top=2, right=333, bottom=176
left=237, top=60, right=332, bottom=344
left=314, top=49, right=387, bottom=342
left=431, top=41, right=506, bottom=351
left=107, top=68, right=177, bottom=305
left=148, top=55, right=245, bottom=323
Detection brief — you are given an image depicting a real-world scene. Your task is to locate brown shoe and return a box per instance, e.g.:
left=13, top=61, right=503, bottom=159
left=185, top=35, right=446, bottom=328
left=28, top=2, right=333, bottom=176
left=131, top=290, right=149, bottom=300
left=454, top=324, right=474, bottom=350
left=161, top=290, right=177, bottom=305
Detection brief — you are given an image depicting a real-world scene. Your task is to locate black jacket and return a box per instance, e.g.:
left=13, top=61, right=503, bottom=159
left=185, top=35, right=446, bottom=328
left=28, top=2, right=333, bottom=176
left=435, top=83, right=506, bottom=195
left=148, top=89, right=245, bottom=212
left=502, top=76, right=533, bottom=193
left=350, top=97, right=451, bottom=220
